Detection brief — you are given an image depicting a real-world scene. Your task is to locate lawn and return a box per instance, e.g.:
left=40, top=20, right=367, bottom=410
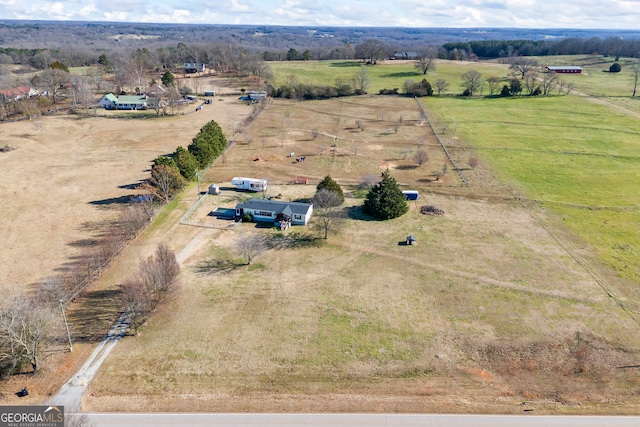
left=424, top=94, right=640, bottom=286
left=87, top=90, right=640, bottom=414
left=270, top=59, right=513, bottom=95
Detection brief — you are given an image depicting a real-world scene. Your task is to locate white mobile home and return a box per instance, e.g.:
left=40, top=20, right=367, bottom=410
left=231, top=177, right=268, bottom=192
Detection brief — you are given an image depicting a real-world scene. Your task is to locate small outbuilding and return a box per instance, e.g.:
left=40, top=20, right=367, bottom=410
left=402, top=190, right=420, bottom=201
left=406, top=235, right=416, bottom=245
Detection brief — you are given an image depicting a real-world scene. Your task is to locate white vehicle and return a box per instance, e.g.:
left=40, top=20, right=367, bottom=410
left=231, top=177, right=268, bottom=192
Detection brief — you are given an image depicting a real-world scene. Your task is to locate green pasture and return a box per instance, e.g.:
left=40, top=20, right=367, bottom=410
left=424, top=94, right=640, bottom=284
left=269, top=59, right=513, bottom=95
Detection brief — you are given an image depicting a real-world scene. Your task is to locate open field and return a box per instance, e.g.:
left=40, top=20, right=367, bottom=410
left=270, top=59, right=513, bottom=95
left=85, top=94, right=640, bottom=413
left=0, top=95, right=251, bottom=292
left=425, top=94, right=640, bottom=289
left=2, top=58, right=640, bottom=413
left=209, top=97, right=458, bottom=187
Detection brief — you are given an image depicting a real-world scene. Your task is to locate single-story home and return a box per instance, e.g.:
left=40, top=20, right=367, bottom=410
left=235, top=198, right=313, bottom=226
left=392, top=52, right=419, bottom=60
left=116, top=95, right=149, bottom=110
left=0, top=86, right=38, bottom=101
left=99, top=93, right=118, bottom=109
left=184, top=62, right=206, bottom=73
left=546, top=66, right=582, bottom=74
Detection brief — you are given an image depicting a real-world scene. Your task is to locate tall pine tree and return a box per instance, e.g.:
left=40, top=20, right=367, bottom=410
left=363, top=169, right=408, bottom=220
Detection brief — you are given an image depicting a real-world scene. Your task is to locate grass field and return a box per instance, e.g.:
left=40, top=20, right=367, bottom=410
left=87, top=90, right=640, bottom=413
left=4, top=57, right=640, bottom=413
left=270, top=59, right=513, bottom=95
left=424, top=94, right=640, bottom=289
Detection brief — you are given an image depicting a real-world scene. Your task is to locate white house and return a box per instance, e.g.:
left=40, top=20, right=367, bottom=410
left=231, top=177, right=268, bottom=192
left=235, top=199, right=313, bottom=226
left=184, top=62, right=206, bottom=73
left=99, top=93, right=118, bottom=109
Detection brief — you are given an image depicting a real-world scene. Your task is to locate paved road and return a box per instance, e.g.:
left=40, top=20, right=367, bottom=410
left=72, top=413, right=640, bottom=427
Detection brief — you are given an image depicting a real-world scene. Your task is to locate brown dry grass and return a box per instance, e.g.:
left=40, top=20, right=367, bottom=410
left=80, top=97, right=640, bottom=414
left=0, top=94, right=251, bottom=404
left=0, top=97, right=251, bottom=292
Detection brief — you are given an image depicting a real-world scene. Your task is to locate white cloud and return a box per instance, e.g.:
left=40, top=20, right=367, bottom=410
left=0, top=0, right=638, bottom=29
left=230, top=0, right=250, bottom=12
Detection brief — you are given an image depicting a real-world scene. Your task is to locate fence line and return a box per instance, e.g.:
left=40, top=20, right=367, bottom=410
left=414, top=97, right=468, bottom=187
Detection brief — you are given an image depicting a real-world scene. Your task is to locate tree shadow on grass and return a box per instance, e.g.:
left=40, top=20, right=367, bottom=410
left=395, top=164, right=418, bottom=170
left=195, top=259, right=245, bottom=275
left=347, top=206, right=378, bottom=221
left=67, top=289, right=122, bottom=343
left=88, top=195, right=132, bottom=207
left=329, top=61, right=362, bottom=68
left=380, top=71, right=421, bottom=78
left=269, top=233, right=323, bottom=250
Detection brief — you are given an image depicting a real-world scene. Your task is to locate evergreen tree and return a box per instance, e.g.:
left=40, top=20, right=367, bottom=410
left=174, top=146, right=199, bottom=180
left=363, top=169, right=408, bottom=220
left=161, top=70, right=175, bottom=86
left=187, top=120, right=228, bottom=168
left=316, top=175, right=344, bottom=206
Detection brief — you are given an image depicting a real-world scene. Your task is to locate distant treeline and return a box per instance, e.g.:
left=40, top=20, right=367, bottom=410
left=442, top=37, right=640, bottom=59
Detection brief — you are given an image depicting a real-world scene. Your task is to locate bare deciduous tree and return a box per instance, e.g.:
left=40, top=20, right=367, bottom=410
left=523, top=69, right=539, bottom=95
left=353, top=67, right=370, bottom=93
left=413, top=148, right=429, bottom=167
left=34, top=68, right=70, bottom=103
left=121, top=243, right=180, bottom=333
left=542, top=71, right=559, bottom=95
left=460, top=70, right=483, bottom=96
left=509, top=57, right=539, bottom=79
left=313, top=189, right=346, bottom=239
left=487, top=76, right=501, bottom=95
left=414, top=47, right=438, bottom=75
left=632, top=62, right=640, bottom=97
left=469, top=155, right=479, bottom=169
left=120, top=204, right=149, bottom=239
left=434, top=78, right=449, bottom=96
left=149, top=164, right=186, bottom=203
left=0, top=294, right=55, bottom=376
left=236, top=233, right=268, bottom=265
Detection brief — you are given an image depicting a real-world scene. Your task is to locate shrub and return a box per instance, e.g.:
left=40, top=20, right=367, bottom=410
left=609, top=62, right=622, bottom=73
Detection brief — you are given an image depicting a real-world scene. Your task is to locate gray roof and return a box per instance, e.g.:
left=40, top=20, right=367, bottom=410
left=237, top=198, right=312, bottom=215
left=546, top=66, right=582, bottom=70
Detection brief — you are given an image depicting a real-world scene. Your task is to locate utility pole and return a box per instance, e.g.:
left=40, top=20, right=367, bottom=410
left=195, top=169, right=201, bottom=197
left=59, top=299, right=73, bottom=352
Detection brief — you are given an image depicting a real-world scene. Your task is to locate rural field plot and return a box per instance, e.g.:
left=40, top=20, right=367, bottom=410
left=208, top=96, right=458, bottom=189
left=0, top=97, right=251, bottom=292
left=87, top=95, right=640, bottom=414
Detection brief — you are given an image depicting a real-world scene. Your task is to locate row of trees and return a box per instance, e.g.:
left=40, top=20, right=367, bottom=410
left=0, top=199, right=155, bottom=378
left=145, top=120, right=228, bottom=202
left=442, top=37, right=640, bottom=60
left=120, top=243, right=180, bottom=333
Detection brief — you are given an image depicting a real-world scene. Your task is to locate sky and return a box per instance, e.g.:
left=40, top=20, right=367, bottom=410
left=1, top=0, right=639, bottom=29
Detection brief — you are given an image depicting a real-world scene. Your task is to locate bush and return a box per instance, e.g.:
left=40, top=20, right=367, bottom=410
left=609, top=62, right=622, bottom=73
